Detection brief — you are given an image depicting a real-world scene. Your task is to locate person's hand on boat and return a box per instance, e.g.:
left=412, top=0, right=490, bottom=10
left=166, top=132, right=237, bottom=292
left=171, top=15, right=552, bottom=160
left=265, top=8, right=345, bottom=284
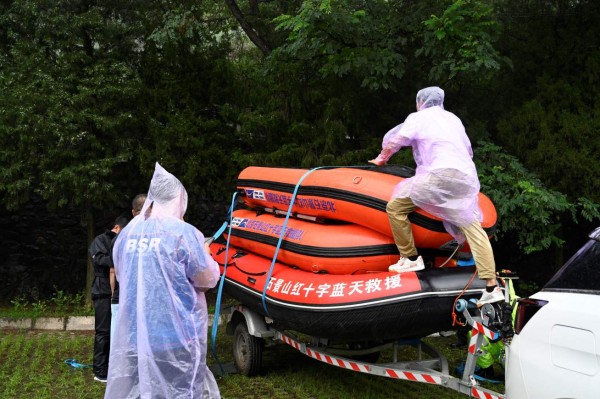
left=369, top=148, right=393, bottom=166
left=368, top=158, right=386, bottom=166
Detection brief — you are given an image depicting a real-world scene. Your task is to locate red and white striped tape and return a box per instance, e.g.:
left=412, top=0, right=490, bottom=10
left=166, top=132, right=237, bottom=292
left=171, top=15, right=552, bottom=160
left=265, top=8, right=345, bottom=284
left=468, top=328, right=480, bottom=354
left=385, top=369, right=443, bottom=384
left=471, top=386, right=504, bottom=399
left=279, top=333, right=442, bottom=384
left=306, top=348, right=370, bottom=373
left=473, top=320, right=499, bottom=340
left=468, top=322, right=499, bottom=354
left=280, top=334, right=302, bottom=351
left=279, top=332, right=503, bottom=398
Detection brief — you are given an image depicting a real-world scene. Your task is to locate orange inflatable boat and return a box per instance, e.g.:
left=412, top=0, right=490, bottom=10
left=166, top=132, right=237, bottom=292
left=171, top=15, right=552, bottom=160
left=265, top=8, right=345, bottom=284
left=226, top=209, right=398, bottom=274
left=237, top=165, right=497, bottom=253
left=211, top=241, right=488, bottom=341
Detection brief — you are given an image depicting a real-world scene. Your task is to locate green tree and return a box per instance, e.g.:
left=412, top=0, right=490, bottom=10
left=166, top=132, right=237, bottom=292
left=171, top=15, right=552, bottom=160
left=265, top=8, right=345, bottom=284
left=0, top=0, right=254, bottom=301
left=0, top=0, right=147, bottom=304
left=222, top=0, right=509, bottom=166
left=135, top=0, right=243, bottom=215
left=491, top=0, right=600, bottom=201
left=496, top=79, right=600, bottom=202
left=1, top=0, right=598, bottom=300
left=419, top=0, right=510, bottom=86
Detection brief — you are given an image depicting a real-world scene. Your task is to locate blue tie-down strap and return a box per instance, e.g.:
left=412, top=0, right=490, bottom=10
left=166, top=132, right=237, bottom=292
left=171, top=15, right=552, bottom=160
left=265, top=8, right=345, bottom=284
left=457, top=256, right=475, bottom=266
left=455, top=362, right=503, bottom=384
left=64, top=358, right=92, bottom=369
left=210, top=191, right=238, bottom=377
left=259, top=165, right=372, bottom=316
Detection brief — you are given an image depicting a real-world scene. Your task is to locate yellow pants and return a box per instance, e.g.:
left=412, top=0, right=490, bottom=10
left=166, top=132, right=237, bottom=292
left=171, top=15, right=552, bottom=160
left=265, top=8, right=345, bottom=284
left=386, top=197, right=496, bottom=280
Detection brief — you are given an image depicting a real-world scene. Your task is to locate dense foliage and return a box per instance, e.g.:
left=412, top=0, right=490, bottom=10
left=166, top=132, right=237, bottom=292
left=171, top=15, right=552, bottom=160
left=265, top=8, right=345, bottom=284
left=0, top=0, right=599, bottom=298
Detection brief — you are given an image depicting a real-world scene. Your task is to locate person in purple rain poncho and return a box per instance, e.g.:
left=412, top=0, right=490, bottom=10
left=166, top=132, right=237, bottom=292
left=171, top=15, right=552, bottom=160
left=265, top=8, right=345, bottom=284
left=105, top=162, right=221, bottom=398
left=369, top=87, right=503, bottom=305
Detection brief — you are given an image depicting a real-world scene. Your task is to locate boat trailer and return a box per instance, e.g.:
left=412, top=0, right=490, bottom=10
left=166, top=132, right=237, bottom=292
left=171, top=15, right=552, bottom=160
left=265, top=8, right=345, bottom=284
left=222, top=275, right=517, bottom=399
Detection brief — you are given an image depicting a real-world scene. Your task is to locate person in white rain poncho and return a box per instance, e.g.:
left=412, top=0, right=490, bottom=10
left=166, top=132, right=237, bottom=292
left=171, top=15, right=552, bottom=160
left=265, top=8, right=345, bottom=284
left=369, top=87, right=503, bottom=305
left=105, top=163, right=221, bottom=399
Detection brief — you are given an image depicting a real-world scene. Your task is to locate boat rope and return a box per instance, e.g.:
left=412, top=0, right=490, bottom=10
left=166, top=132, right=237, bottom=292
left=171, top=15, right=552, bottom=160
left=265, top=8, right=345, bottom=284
left=260, top=165, right=372, bottom=316
left=451, top=268, right=478, bottom=327
left=436, top=244, right=461, bottom=268
left=209, top=191, right=238, bottom=376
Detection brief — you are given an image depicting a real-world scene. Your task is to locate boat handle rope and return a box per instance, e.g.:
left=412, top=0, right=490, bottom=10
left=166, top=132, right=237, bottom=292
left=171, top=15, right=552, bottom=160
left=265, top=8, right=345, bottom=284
left=232, top=262, right=267, bottom=276
left=214, top=258, right=268, bottom=277
left=210, top=191, right=238, bottom=376
left=260, top=165, right=372, bottom=316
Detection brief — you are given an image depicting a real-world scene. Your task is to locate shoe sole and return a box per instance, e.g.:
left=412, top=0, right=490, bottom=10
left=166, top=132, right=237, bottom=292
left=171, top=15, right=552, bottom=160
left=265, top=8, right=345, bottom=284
left=389, top=265, right=425, bottom=273
left=477, top=297, right=504, bottom=305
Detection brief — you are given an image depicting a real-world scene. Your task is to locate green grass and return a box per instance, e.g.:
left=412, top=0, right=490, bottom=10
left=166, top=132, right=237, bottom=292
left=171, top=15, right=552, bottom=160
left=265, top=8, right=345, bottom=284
left=0, top=330, right=102, bottom=399
left=0, top=290, right=93, bottom=319
left=0, top=292, right=505, bottom=398
left=0, top=327, right=505, bottom=399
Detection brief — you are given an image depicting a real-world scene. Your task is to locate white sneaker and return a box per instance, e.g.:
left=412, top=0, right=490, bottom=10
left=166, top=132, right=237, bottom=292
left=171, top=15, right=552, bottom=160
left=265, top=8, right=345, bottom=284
left=389, top=256, right=425, bottom=273
left=477, top=287, right=504, bottom=305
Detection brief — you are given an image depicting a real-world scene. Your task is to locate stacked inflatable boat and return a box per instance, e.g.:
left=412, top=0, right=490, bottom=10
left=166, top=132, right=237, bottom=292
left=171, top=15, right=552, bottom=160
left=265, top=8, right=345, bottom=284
left=210, top=165, right=497, bottom=341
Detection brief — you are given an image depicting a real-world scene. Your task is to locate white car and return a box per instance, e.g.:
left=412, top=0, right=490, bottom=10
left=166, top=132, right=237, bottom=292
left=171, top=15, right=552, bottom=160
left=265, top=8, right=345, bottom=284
left=506, top=227, right=600, bottom=399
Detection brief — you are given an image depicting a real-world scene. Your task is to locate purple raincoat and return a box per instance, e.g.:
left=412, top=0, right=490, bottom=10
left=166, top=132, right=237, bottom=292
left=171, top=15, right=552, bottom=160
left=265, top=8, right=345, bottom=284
left=105, top=163, right=221, bottom=399
left=373, top=87, right=482, bottom=242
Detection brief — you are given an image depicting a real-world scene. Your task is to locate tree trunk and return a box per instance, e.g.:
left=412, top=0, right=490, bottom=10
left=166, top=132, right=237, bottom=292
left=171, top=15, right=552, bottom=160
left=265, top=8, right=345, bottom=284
left=224, top=0, right=271, bottom=55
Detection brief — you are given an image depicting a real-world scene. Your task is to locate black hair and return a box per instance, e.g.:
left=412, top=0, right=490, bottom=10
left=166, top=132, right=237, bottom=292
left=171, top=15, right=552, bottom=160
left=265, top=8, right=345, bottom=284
left=113, top=215, right=130, bottom=229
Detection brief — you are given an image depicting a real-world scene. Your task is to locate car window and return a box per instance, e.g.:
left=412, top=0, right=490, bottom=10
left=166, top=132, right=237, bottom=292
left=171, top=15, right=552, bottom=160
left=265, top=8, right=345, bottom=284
left=544, top=239, right=600, bottom=294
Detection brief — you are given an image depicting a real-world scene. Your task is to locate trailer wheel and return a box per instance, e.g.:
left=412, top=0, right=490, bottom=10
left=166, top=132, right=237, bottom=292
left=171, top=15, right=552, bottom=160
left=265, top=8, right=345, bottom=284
left=232, top=321, right=264, bottom=376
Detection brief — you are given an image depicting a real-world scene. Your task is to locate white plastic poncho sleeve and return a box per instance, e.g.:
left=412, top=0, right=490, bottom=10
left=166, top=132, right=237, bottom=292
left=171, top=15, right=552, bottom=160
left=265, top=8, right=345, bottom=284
left=372, top=87, right=483, bottom=242
left=105, top=162, right=221, bottom=399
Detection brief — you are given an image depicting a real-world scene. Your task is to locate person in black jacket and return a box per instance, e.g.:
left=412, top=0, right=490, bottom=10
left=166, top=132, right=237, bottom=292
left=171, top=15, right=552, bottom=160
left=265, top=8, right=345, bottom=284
left=89, top=215, right=129, bottom=383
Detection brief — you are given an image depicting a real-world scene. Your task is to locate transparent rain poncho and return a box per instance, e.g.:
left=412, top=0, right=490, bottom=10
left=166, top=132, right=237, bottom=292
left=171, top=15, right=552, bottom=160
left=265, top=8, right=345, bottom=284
left=105, top=163, right=221, bottom=399
left=373, top=87, right=482, bottom=242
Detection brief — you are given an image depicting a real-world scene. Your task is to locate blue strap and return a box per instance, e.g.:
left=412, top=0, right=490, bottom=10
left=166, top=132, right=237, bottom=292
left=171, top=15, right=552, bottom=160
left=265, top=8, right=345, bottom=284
left=209, top=165, right=371, bottom=372
left=64, top=358, right=91, bottom=369
left=209, top=191, right=238, bottom=376
left=208, top=220, right=228, bottom=244
left=259, top=165, right=371, bottom=316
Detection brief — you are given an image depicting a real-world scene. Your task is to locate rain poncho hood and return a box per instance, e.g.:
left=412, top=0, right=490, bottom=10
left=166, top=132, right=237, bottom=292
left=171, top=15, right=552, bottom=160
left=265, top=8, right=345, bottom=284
left=416, top=86, right=445, bottom=110
left=373, top=87, right=481, bottom=242
left=105, top=162, right=221, bottom=399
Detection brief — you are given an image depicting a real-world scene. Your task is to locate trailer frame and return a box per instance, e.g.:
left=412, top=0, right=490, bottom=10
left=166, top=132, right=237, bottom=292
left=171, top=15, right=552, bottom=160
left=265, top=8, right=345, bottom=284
left=223, top=292, right=511, bottom=399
